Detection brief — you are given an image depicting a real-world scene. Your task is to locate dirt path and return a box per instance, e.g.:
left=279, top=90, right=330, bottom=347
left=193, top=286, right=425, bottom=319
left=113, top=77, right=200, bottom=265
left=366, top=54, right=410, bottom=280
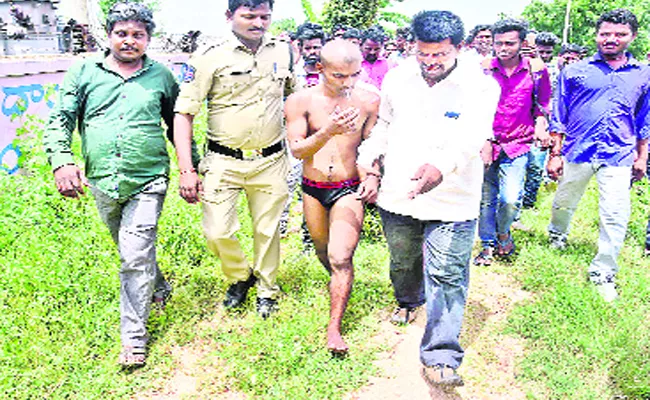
left=346, top=267, right=532, bottom=400
left=135, top=267, right=531, bottom=400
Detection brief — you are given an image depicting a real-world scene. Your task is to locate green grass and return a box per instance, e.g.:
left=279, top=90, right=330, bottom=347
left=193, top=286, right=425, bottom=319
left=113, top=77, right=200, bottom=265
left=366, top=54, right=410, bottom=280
left=0, top=115, right=393, bottom=399
left=505, top=180, right=650, bottom=399
left=2, top=113, right=650, bottom=399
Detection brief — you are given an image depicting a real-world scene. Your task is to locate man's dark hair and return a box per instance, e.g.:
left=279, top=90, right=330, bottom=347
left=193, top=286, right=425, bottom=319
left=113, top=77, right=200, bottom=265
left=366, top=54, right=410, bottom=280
left=467, top=24, right=491, bottom=43
left=395, top=27, right=411, bottom=40
left=362, top=25, right=387, bottom=45
left=596, top=8, right=638, bottom=34
left=228, top=0, right=273, bottom=13
left=535, top=31, right=559, bottom=47
left=342, top=28, right=362, bottom=41
left=411, top=10, right=464, bottom=45
left=490, top=18, right=529, bottom=41
left=106, top=2, right=155, bottom=35
left=331, top=23, right=350, bottom=36
left=297, top=27, right=325, bottom=46
left=559, top=43, right=583, bottom=55
left=295, top=22, right=325, bottom=45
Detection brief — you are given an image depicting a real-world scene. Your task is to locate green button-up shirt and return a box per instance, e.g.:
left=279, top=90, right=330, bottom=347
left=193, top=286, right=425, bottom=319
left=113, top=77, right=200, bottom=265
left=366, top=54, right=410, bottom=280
left=44, top=53, right=179, bottom=200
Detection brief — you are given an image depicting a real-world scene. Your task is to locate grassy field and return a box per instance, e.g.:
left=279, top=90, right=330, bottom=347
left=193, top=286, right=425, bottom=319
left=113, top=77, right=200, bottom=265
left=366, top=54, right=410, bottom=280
left=1, top=115, right=649, bottom=399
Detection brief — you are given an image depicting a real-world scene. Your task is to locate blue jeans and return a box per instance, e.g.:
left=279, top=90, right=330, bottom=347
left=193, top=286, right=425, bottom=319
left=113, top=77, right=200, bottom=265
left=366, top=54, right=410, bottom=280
left=548, top=161, right=631, bottom=282
left=522, top=144, right=548, bottom=208
left=380, top=208, right=476, bottom=369
left=479, top=151, right=528, bottom=247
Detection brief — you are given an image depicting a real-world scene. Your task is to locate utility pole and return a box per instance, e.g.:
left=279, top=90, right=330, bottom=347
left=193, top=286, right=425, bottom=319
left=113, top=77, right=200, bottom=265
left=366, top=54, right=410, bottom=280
left=562, top=0, right=572, bottom=44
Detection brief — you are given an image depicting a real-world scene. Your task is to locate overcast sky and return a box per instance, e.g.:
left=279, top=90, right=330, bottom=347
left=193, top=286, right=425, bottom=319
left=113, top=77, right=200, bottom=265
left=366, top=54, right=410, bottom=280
left=158, top=0, right=532, bottom=36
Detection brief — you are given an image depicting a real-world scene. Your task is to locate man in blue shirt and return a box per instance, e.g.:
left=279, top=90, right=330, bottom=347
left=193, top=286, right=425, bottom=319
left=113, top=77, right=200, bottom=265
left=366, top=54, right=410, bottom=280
left=547, top=9, right=650, bottom=302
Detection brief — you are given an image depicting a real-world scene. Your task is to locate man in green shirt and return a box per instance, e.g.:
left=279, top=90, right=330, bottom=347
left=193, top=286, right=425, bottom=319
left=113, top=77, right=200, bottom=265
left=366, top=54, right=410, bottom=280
left=43, top=2, right=187, bottom=368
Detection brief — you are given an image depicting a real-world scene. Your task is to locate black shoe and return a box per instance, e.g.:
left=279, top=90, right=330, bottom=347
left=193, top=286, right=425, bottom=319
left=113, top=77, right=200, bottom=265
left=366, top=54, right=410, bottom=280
left=256, top=297, right=278, bottom=319
left=223, top=273, right=257, bottom=309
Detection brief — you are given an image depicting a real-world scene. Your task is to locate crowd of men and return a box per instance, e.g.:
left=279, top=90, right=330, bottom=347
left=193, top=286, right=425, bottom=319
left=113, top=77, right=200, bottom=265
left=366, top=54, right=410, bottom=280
left=42, top=0, right=649, bottom=391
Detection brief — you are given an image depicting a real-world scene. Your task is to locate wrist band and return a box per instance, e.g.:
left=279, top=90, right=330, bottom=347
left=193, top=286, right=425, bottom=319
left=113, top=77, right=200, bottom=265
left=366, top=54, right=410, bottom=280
left=180, top=168, right=196, bottom=175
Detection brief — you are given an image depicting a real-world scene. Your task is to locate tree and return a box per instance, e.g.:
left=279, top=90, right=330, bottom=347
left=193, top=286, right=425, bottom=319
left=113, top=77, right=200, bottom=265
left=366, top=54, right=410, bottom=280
left=322, top=0, right=408, bottom=32
left=521, top=0, right=650, bottom=58
left=269, top=18, right=297, bottom=36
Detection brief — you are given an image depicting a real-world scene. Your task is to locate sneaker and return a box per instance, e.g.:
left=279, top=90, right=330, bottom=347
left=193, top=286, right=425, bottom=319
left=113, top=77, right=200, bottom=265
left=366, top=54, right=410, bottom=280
left=590, top=272, right=618, bottom=302
left=422, top=364, right=464, bottom=388
left=549, top=233, right=567, bottom=250
left=595, top=282, right=618, bottom=302
left=256, top=297, right=278, bottom=319
left=390, top=306, right=420, bottom=325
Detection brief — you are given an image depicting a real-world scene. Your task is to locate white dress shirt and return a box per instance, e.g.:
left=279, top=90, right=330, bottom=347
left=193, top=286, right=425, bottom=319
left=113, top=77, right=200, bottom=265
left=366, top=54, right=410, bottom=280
left=357, top=57, right=500, bottom=221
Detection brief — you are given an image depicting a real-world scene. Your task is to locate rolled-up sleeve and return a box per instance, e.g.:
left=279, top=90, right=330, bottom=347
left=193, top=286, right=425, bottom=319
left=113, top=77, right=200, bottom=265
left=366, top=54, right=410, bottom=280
left=174, top=53, right=217, bottom=115
left=43, top=63, right=82, bottom=170
left=535, top=68, right=552, bottom=118
left=550, top=69, right=568, bottom=134
left=635, top=84, right=650, bottom=140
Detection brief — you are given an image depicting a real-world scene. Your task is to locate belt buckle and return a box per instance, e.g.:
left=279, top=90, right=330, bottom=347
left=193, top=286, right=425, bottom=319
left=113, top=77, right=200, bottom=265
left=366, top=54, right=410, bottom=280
left=242, top=149, right=262, bottom=160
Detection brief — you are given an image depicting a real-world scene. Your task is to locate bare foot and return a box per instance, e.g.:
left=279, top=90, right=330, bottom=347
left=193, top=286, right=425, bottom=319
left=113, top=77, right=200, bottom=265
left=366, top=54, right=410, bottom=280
left=327, top=328, right=349, bottom=355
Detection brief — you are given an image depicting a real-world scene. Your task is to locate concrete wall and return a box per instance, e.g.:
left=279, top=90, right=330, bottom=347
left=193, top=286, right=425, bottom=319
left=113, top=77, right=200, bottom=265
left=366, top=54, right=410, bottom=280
left=0, top=1, right=58, bottom=34
left=0, top=53, right=189, bottom=174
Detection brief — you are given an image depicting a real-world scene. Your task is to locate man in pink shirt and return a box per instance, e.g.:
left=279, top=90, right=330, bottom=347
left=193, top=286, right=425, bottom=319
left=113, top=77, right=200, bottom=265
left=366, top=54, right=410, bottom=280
left=474, top=19, right=551, bottom=265
left=360, top=26, right=397, bottom=89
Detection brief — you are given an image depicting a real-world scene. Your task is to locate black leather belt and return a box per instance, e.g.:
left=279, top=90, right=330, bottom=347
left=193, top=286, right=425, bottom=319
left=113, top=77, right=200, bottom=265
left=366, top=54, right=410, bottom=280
left=207, top=140, right=284, bottom=160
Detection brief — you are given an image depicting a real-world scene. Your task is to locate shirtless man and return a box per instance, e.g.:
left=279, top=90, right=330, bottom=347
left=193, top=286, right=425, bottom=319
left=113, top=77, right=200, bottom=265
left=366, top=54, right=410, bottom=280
left=285, top=40, right=380, bottom=354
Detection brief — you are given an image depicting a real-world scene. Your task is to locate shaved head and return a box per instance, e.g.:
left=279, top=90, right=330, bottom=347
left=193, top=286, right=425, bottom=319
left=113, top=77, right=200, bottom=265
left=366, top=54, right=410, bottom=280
left=320, top=39, right=362, bottom=68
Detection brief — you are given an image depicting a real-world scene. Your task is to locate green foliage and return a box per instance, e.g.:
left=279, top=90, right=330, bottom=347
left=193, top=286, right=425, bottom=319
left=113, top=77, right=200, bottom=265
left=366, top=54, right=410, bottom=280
left=269, top=18, right=297, bottom=36
left=300, top=0, right=319, bottom=23
left=322, top=0, right=382, bottom=31
left=521, top=0, right=650, bottom=57
left=377, top=10, right=411, bottom=28
left=98, top=0, right=158, bottom=21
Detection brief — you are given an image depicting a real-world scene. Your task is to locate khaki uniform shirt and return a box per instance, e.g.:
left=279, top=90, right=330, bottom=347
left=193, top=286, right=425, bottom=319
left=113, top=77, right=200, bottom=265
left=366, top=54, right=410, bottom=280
left=175, top=32, right=296, bottom=150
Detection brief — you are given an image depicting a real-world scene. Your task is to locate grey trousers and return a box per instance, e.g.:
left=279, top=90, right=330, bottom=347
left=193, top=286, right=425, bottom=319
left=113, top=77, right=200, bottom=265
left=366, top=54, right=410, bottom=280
left=92, top=178, right=170, bottom=348
left=548, top=161, right=631, bottom=283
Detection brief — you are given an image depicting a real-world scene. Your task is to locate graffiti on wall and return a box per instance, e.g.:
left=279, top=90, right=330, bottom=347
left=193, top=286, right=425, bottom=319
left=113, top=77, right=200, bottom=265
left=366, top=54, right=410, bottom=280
left=2, top=83, right=59, bottom=117
left=0, top=76, right=62, bottom=174
left=1, top=55, right=189, bottom=175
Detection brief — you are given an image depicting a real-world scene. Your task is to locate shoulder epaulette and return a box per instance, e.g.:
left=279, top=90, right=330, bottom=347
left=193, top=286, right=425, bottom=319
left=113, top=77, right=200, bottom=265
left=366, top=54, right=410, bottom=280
left=195, top=37, right=227, bottom=56
left=270, top=36, right=289, bottom=43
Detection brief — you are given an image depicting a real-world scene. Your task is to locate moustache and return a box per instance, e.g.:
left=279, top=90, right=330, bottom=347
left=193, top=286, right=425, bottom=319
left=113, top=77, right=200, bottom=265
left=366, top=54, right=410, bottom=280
left=304, top=56, right=320, bottom=65
left=249, top=28, right=265, bottom=33
left=121, top=47, right=138, bottom=52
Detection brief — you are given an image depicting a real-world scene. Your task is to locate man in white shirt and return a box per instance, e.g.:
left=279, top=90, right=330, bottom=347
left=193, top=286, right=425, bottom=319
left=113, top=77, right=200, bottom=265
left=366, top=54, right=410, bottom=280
left=357, top=10, right=499, bottom=388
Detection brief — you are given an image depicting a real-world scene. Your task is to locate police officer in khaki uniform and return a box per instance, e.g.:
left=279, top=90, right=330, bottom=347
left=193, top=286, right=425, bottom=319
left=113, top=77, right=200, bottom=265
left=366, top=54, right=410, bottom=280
left=173, top=0, right=295, bottom=318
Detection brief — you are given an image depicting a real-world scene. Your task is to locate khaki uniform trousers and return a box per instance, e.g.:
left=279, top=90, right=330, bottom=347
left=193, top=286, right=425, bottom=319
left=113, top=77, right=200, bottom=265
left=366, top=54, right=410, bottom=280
left=200, top=150, right=289, bottom=299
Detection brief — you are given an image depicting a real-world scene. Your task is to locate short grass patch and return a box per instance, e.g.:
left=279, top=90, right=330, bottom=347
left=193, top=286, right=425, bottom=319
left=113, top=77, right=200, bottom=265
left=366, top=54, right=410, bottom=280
left=506, top=181, right=650, bottom=399
left=0, top=116, right=392, bottom=399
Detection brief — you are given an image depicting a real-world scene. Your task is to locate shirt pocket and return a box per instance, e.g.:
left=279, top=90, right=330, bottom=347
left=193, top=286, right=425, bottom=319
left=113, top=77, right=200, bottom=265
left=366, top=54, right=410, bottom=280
left=216, top=65, right=253, bottom=98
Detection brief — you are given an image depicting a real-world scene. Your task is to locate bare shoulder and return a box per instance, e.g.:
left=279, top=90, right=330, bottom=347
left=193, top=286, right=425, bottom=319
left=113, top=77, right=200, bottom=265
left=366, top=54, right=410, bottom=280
left=286, top=88, right=310, bottom=107
left=354, top=86, right=380, bottom=111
